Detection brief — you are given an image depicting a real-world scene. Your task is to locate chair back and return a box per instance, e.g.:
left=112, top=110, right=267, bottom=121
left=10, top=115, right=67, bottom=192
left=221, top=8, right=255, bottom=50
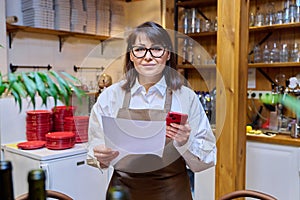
left=219, top=189, right=277, bottom=200
left=15, top=190, right=73, bottom=200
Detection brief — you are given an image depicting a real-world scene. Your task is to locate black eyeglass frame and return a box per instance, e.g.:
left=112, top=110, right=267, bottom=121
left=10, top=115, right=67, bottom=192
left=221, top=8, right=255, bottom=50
left=131, top=45, right=167, bottom=58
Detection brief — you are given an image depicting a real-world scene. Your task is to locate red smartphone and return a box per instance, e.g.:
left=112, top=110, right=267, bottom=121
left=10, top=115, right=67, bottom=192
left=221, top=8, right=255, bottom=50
left=166, top=112, right=188, bottom=126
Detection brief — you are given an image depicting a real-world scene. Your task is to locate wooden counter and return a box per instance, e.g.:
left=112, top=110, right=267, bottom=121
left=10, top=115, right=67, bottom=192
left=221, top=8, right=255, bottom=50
left=247, top=133, right=300, bottom=147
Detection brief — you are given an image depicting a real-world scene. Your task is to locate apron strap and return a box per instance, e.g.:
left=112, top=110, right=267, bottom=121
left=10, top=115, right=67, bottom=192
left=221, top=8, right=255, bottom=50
left=121, top=88, right=173, bottom=111
left=122, top=90, right=131, bottom=108
left=164, top=88, right=172, bottom=112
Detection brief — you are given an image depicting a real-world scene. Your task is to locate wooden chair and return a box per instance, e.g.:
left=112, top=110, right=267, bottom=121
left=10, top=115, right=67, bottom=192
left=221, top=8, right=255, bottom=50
left=219, top=189, right=277, bottom=200
left=15, top=190, right=73, bottom=200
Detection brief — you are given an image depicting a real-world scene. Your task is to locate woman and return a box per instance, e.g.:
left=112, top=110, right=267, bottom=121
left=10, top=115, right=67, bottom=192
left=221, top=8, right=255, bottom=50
left=88, top=21, right=216, bottom=200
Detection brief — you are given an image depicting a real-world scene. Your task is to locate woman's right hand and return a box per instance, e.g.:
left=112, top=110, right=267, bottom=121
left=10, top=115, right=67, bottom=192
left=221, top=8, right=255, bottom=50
left=93, top=144, right=119, bottom=168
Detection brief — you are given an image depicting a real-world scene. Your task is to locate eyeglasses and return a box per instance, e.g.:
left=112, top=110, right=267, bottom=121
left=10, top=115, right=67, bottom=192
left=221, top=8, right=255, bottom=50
left=131, top=45, right=166, bottom=58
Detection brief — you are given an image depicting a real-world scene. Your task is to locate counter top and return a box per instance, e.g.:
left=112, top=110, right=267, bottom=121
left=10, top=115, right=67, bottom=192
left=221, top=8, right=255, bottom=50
left=247, top=133, right=300, bottom=147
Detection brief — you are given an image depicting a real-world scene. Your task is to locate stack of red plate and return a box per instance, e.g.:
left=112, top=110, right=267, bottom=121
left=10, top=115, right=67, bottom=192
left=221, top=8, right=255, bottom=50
left=26, top=110, right=53, bottom=141
left=52, top=106, right=76, bottom=131
left=64, top=116, right=89, bottom=143
left=45, top=132, right=75, bottom=150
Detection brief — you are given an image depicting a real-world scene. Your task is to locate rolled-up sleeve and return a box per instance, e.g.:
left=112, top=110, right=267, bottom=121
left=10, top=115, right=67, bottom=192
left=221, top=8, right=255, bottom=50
left=173, top=88, right=217, bottom=171
left=189, top=92, right=216, bottom=164
left=87, top=105, right=105, bottom=156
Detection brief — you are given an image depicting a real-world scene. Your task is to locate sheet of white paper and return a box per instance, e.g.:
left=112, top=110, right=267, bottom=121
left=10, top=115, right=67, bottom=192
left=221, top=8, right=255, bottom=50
left=101, top=116, right=166, bottom=165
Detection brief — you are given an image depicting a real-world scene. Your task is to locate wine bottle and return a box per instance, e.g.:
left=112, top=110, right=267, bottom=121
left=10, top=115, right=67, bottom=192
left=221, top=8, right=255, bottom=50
left=0, top=160, right=14, bottom=200
left=28, top=169, right=46, bottom=200
left=107, top=179, right=130, bottom=200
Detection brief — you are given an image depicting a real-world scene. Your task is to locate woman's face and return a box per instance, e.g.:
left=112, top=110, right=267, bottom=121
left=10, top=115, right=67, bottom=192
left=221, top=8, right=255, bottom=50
left=130, top=33, right=170, bottom=83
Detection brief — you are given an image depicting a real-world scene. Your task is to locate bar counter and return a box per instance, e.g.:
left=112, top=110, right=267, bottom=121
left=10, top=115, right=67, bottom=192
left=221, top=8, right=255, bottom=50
left=247, top=133, right=300, bottom=147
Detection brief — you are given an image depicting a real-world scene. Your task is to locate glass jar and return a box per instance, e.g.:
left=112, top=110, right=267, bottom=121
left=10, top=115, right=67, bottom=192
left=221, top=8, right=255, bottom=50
left=276, top=10, right=284, bottom=24
left=189, top=8, right=197, bottom=33
left=182, top=9, right=190, bottom=34
left=279, top=43, right=289, bottom=62
left=290, top=4, right=297, bottom=23
left=290, top=43, right=300, bottom=62
left=270, top=42, right=280, bottom=63
left=249, top=13, right=255, bottom=26
left=253, top=45, right=262, bottom=63
left=255, top=12, right=264, bottom=26
left=262, top=44, right=270, bottom=63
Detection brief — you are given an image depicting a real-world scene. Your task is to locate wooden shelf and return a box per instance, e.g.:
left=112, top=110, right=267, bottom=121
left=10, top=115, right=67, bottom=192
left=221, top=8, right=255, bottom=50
left=6, top=23, right=110, bottom=51
left=177, top=64, right=216, bottom=69
left=176, top=31, right=217, bottom=40
left=249, top=22, right=300, bottom=32
left=248, top=62, right=300, bottom=68
left=6, top=23, right=110, bottom=41
left=188, top=31, right=217, bottom=38
left=177, top=0, right=217, bottom=8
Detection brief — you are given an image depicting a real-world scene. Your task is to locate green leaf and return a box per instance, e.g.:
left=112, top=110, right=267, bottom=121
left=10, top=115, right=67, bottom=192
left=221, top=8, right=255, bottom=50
left=39, top=72, right=59, bottom=106
left=8, top=73, right=17, bottom=91
left=11, top=81, right=27, bottom=98
left=11, top=90, right=22, bottom=111
left=21, top=72, right=37, bottom=108
left=34, top=72, right=47, bottom=106
left=0, top=85, right=6, bottom=96
left=49, top=71, right=72, bottom=95
left=61, top=71, right=80, bottom=83
left=0, top=71, right=2, bottom=85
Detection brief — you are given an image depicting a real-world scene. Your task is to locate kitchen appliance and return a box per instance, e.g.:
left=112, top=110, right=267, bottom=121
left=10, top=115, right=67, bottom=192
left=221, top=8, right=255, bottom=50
left=2, top=143, right=110, bottom=200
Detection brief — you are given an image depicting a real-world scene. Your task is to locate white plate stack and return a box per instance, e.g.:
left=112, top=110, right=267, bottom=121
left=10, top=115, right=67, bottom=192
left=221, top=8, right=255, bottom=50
left=54, top=0, right=71, bottom=31
left=96, top=0, right=110, bottom=36
left=85, top=0, right=97, bottom=34
left=110, top=1, right=125, bottom=37
left=21, top=0, right=54, bottom=29
left=71, top=0, right=87, bottom=33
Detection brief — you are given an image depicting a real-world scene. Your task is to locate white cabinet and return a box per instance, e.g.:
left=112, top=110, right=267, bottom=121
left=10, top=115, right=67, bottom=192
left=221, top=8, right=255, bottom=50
left=246, top=141, right=300, bottom=200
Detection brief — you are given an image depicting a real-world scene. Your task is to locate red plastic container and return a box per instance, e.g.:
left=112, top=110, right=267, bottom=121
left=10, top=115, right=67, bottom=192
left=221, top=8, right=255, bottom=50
left=45, top=132, right=75, bottom=150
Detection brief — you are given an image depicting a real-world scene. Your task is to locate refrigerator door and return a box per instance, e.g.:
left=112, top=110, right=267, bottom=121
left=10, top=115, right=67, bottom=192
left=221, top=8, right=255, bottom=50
left=40, top=153, right=108, bottom=200
left=3, top=145, right=109, bottom=200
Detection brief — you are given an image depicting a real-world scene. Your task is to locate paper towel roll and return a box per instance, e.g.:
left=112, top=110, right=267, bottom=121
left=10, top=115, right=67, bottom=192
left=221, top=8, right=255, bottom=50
left=6, top=0, right=23, bottom=25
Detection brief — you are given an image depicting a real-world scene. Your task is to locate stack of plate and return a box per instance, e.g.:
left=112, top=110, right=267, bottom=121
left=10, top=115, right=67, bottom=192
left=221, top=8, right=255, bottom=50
left=64, top=116, right=89, bottom=143
left=52, top=106, right=76, bottom=132
left=26, top=110, right=53, bottom=141
left=109, top=1, right=125, bottom=36
left=54, top=0, right=71, bottom=31
left=45, top=132, right=75, bottom=150
left=71, top=0, right=87, bottom=33
left=85, top=0, right=96, bottom=34
left=96, top=0, right=110, bottom=36
left=21, top=0, right=54, bottom=29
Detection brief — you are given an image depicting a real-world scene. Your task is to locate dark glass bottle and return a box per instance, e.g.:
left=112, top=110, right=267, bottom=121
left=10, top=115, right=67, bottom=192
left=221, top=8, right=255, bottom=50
left=0, top=160, right=14, bottom=200
left=107, top=179, right=130, bottom=200
left=28, top=169, right=46, bottom=200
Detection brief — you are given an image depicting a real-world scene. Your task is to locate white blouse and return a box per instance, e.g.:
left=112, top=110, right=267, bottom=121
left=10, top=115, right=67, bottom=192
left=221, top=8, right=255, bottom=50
left=88, top=76, right=217, bottom=172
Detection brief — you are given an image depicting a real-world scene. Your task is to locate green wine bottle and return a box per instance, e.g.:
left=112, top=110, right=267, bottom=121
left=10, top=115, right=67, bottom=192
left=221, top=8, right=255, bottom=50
left=0, top=160, right=14, bottom=200
left=28, top=169, right=46, bottom=200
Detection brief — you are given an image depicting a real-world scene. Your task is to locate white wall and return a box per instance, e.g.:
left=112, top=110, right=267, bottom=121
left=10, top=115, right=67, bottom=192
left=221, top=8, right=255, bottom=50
left=0, top=0, right=162, bottom=146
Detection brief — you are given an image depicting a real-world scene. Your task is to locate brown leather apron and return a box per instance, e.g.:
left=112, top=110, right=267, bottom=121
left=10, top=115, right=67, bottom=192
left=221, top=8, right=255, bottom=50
left=106, top=88, right=192, bottom=200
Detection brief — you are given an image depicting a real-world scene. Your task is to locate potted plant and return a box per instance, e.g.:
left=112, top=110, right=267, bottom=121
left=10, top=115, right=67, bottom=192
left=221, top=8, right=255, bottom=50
left=0, top=70, right=86, bottom=111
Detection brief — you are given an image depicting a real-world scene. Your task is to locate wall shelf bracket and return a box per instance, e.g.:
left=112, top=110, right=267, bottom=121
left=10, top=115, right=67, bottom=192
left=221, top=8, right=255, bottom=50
left=58, top=36, right=68, bottom=52
left=8, top=32, right=17, bottom=48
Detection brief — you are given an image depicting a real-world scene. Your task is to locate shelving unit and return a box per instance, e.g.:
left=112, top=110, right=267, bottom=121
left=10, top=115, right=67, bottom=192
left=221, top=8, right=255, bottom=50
left=248, top=1, right=300, bottom=94
left=249, top=62, right=300, bottom=68
left=174, top=0, right=217, bottom=91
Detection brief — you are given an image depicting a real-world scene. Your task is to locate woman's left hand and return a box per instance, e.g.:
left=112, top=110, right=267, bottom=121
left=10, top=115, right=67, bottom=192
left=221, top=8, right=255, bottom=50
left=166, top=121, right=191, bottom=146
